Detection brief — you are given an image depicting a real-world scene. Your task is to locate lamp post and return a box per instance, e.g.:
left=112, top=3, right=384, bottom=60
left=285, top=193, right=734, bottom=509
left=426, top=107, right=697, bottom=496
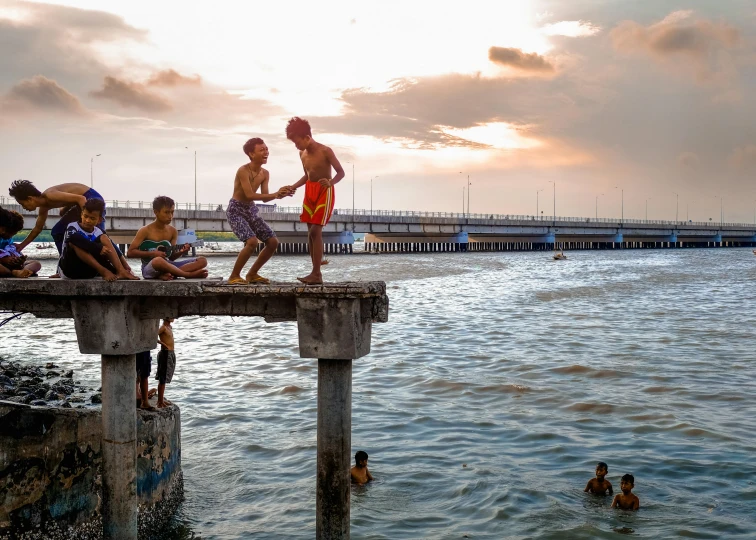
left=537, top=189, right=544, bottom=218
left=595, top=193, right=604, bottom=220
left=185, top=147, right=197, bottom=209
left=346, top=161, right=355, bottom=228
left=370, top=176, right=378, bottom=215
left=645, top=197, right=651, bottom=221
left=614, top=186, right=624, bottom=223
left=462, top=186, right=465, bottom=216
left=672, top=192, right=679, bottom=223
left=459, top=172, right=470, bottom=217
left=90, top=154, right=101, bottom=188
left=713, top=195, right=723, bottom=227
left=548, top=181, right=555, bottom=222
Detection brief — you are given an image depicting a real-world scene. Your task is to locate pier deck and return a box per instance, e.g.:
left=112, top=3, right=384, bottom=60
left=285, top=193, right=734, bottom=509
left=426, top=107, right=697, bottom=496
left=0, top=279, right=389, bottom=540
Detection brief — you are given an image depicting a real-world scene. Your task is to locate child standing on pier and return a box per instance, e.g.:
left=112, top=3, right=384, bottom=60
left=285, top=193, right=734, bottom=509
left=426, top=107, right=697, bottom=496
left=226, top=137, right=292, bottom=285
left=127, top=196, right=208, bottom=280
left=58, top=199, right=137, bottom=281
left=150, top=318, right=176, bottom=408
left=9, top=180, right=109, bottom=255
left=0, top=207, right=41, bottom=277
left=285, top=117, right=345, bottom=285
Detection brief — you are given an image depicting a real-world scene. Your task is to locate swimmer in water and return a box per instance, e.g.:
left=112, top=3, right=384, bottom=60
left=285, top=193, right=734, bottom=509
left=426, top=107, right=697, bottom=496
left=350, top=450, right=373, bottom=485
left=611, top=473, right=640, bottom=511
left=584, top=461, right=613, bottom=496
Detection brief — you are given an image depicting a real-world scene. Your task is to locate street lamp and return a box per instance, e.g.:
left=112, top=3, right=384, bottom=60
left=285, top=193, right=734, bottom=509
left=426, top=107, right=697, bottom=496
left=346, top=161, right=355, bottom=226
left=614, top=186, right=624, bottom=223
left=713, top=195, right=723, bottom=227
left=596, top=193, right=604, bottom=220
left=459, top=172, right=470, bottom=217
left=672, top=192, right=679, bottom=223
left=90, top=154, right=101, bottom=188
left=370, top=176, right=379, bottom=215
left=645, top=197, right=652, bottom=221
left=548, top=181, right=555, bottom=222
left=185, top=147, right=197, bottom=209
left=537, top=189, right=544, bottom=218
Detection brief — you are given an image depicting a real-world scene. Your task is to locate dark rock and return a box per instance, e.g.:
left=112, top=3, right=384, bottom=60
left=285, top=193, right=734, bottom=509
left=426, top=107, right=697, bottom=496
left=4, top=369, right=17, bottom=377
left=45, top=390, right=57, bottom=401
left=90, top=394, right=102, bottom=404
left=22, top=394, right=36, bottom=404
left=46, top=371, right=60, bottom=378
left=30, top=399, right=47, bottom=406
left=7, top=395, right=25, bottom=403
left=59, top=401, right=72, bottom=408
left=69, top=396, right=85, bottom=403
left=45, top=362, right=57, bottom=369
left=34, top=387, right=48, bottom=399
left=63, top=370, right=74, bottom=378
left=0, top=374, right=12, bottom=386
left=30, top=376, right=44, bottom=384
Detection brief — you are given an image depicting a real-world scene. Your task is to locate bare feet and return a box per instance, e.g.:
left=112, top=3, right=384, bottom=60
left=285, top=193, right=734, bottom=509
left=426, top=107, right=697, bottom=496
left=147, top=388, right=157, bottom=398
left=156, top=400, right=171, bottom=409
left=49, top=273, right=61, bottom=278
left=188, top=269, right=208, bottom=279
left=11, top=269, right=32, bottom=278
left=297, top=273, right=323, bottom=285
left=138, top=400, right=156, bottom=411
left=103, top=271, right=117, bottom=282
left=117, top=271, right=140, bottom=280
left=159, top=273, right=175, bottom=281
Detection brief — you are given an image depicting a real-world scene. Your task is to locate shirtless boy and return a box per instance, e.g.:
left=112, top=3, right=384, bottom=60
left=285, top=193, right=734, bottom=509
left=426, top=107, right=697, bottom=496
left=584, top=461, right=613, bottom=496
left=226, top=138, right=292, bottom=284
left=285, top=117, right=345, bottom=285
left=9, top=180, right=109, bottom=254
left=350, top=450, right=374, bottom=485
left=611, top=474, right=640, bottom=511
left=150, top=318, right=176, bottom=408
left=127, top=196, right=208, bottom=280
left=0, top=206, right=41, bottom=277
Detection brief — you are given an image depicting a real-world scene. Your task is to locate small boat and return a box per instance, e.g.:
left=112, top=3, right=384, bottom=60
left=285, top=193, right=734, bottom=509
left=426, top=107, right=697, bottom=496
left=553, top=250, right=567, bottom=260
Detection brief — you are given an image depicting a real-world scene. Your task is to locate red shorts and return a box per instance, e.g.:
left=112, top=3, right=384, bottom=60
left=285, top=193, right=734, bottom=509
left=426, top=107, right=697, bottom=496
left=300, top=181, right=335, bottom=226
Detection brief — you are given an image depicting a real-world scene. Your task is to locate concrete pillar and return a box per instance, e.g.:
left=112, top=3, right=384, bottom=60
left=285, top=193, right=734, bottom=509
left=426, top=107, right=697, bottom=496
left=317, top=359, right=352, bottom=540
left=101, top=354, right=138, bottom=540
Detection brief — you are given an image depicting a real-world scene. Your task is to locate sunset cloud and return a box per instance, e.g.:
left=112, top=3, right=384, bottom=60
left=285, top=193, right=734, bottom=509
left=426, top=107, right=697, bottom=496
left=727, top=144, right=756, bottom=172
left=4, top=75, right=85, bottom=115
left=488, top=47, right=555, bottom=73
left=146, top=69, right=202, bottom=87
left=90, top=76, right=171, bottom=112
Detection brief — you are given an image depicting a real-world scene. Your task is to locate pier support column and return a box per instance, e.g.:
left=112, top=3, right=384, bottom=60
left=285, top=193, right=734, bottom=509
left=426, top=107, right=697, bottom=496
left=317, top=359, right=352, bottom=540
left=101, top=354, right=138, bottom=540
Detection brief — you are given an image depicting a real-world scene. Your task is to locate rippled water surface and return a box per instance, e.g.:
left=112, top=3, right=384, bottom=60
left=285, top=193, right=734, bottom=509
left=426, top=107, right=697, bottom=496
left=4, top=248, right=756, bottom=539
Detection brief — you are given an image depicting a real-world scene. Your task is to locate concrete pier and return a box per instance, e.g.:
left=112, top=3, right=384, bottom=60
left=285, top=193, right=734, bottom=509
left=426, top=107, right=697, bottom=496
left=0, top=279, right=388, bottom=539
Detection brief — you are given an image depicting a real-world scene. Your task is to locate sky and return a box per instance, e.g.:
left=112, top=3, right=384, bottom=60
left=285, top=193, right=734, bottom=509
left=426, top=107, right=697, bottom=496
left=1, top=0, right=755, bottom=222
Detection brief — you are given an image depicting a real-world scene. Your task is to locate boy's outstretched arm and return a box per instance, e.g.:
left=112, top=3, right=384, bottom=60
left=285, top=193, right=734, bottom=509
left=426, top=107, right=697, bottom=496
left=584, top=480, right=593, bottom=493
left=16, top=210, right=48, bottom=251
left=238, top=169, right=287, bottom=202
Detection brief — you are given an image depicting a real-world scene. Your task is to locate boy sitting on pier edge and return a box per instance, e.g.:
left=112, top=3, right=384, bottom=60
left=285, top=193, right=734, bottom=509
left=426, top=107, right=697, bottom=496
left=9, top=180, right=109, bottom=255
left=350, top=450, right=373, bottom=485
left=58, top=199, right=137, bottom=281
left=0, top=206, right=41, bottom=277
left=584, top=461, right=613, bottom=496
left=127, top=196, right=208, bottom=280
left=285, top=117, right=345, bottom=285
left=226, top=137, right=292, bottom=285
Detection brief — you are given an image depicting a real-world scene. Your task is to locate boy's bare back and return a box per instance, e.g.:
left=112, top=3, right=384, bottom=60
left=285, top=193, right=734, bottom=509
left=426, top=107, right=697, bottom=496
left=232, top=164, right=269, bottom=202
left=350, top=464, right=372, bottom=485
left=299, top=142, right=338, bottom=183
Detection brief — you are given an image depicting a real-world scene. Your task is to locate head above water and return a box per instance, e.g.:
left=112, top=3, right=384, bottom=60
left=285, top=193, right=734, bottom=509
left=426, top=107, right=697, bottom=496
left=243, top=138, right=268, bottom=164
left=621, top=473, right=634, bottom=485
left=0, top=206, right=25, bottom=239
left=285, top=117, right=312, bottom=151
left=80, top=199, right=105, bottom=231
left=9, top=180, right=42, bottom=211
left=355, top=450, right=368, bottom=465
left=596, top=462, right=608, bottom=474
left=152, top=195, right=175, bottom=224
left=164, top=317, right=174, bottom=324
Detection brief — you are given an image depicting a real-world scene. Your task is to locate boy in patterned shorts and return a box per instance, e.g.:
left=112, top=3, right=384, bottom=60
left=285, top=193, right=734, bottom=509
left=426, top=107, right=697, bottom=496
left=226, top=137, right=293, bottom=284
left=285, top=117, right=345, bottom=285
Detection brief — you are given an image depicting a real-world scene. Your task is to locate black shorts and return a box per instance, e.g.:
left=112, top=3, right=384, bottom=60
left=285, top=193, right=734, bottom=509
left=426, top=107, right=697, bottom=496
left=136, top=351, right=151, bottom=380
left=156, top=350, right=176, bottom=384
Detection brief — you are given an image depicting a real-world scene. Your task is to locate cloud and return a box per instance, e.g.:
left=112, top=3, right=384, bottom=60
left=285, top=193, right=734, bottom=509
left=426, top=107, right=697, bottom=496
left=677, top=151, right=700, bottom=171
left=2, top=75, right=85, bottom=115
left=146, top=69, right=202, bottom=87
left=611, top=11, right=739, bottom=63
left=90, top=76, right=172, bottom=112
left=727, top=144, right=756, bottom=172
left=488, top=47, right=555, bottom=73
left=541, top=20, right=600, bottom=38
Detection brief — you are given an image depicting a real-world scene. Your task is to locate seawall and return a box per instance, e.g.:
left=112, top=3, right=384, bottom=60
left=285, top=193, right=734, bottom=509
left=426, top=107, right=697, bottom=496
left=0, top=401, right=181, bottom=539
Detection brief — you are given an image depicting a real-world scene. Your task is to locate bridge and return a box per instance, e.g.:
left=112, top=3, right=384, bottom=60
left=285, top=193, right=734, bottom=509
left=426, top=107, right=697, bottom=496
left=5, top=201, right=756, bottom=253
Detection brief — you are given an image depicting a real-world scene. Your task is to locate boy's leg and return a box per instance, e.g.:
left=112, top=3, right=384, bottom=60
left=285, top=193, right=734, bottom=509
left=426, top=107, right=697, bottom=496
left=148, top=257, right=208, bottom=279
left=229, top=238, right=259, bottom=282
left=246, top=214, right=278, bottom=281
left=247, top=236, right=279, bottom=280
left=298, top=225, right=324, bottom=284
left=71, top=245, right=117, bottom=280
left=24, top=260, right=42, bottom=275
left=99, top=234, right=138, bottom=280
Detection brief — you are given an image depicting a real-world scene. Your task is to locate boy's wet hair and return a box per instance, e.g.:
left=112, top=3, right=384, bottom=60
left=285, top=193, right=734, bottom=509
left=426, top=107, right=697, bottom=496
left=597, top=462, right=608, bottom=471
left=0, top=207, right=25, bottom=234
left=152, top=196, right=175, bottom=212
left=286, top=117, right=312, bottom=140
left=355, top=451, right=368, bottom=463
left=83, top=198, right=105, bottom=216
left=621, top=473, right=634, bottom=484
left=9, top=179, right=41, bottom=201
left=243, top=137, right=265, bottom=156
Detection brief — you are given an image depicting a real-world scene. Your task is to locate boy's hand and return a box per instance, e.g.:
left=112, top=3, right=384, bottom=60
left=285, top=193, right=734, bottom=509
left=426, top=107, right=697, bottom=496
left=100, top=244, right=113, bottom=256
left=152, top=250, right=167, bottom=259
left=317, top=178, right=332, bottom=188
left=175, top=244, right=190, bottom=255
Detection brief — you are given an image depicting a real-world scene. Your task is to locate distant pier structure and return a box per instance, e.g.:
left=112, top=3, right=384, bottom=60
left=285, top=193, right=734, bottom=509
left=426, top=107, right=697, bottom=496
left=6, top=201, right=756, bottom=254
left=0, top=279, right=389, bottom=540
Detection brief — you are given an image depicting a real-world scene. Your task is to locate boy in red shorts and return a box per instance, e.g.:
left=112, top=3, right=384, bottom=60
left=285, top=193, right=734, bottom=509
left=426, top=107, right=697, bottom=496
left=286, top=117, right=345, bottom=284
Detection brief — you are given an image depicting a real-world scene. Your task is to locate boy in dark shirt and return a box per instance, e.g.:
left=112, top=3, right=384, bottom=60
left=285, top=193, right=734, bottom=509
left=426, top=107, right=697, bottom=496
left=58, top=199, right=137, bottom=280
left=584, top=461, right=613, bottom=496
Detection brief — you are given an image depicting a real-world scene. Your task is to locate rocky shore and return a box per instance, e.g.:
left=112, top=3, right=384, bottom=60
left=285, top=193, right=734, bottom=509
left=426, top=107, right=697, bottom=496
left=0, top=358, right=100, bottom=408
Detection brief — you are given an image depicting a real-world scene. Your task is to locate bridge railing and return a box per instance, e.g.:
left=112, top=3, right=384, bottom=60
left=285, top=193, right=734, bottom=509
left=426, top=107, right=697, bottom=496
left=0, top=197, right=752, bottom=228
